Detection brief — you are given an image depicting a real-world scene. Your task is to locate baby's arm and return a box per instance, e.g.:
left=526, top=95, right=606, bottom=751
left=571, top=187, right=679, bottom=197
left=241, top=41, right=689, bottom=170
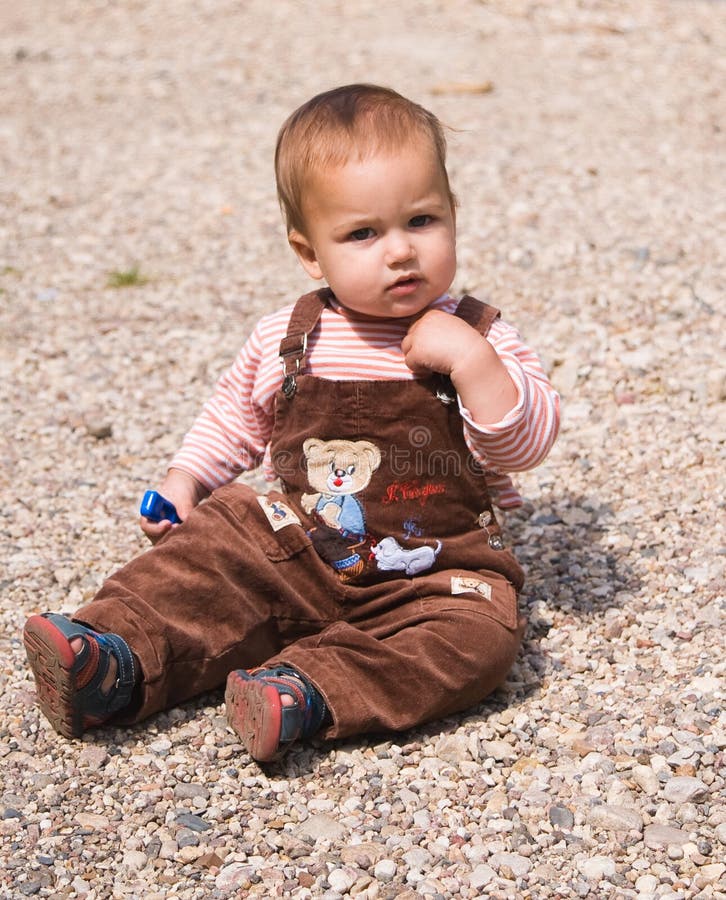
left=402, top=308, right=559, bottom=473
left=402, top=309, right=518, bottom=424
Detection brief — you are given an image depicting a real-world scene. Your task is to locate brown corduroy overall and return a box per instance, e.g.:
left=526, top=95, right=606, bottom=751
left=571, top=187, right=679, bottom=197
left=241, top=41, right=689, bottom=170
left=76, top=290, right=526, bottom=739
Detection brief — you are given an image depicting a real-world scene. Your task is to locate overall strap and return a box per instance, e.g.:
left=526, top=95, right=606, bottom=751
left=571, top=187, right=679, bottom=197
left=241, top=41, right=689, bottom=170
left=279, top=288, right=332, bottom=398
left=455, top=295, right=501, bottom=336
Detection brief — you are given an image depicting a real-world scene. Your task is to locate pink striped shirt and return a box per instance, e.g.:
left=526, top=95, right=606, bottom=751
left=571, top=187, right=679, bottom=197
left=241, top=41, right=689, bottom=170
left=170, top=294, right=560, bottom=508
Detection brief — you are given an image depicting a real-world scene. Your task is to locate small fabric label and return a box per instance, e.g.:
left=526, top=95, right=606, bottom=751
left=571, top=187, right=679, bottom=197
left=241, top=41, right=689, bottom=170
left=451, top=575, right=492, bottom=601
left=257, top=497, right=301, bottom=531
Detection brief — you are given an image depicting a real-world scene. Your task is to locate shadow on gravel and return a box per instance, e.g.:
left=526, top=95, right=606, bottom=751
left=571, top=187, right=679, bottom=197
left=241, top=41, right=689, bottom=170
left=507, top=490, right=641, bottom=621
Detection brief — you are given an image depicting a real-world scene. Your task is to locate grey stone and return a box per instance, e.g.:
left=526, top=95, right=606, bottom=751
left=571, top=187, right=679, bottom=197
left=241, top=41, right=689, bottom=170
left=587, top=804, right=643, bottom=833
left=549, top=805, right=575, bottom=829
left=174, top=813, right=211, bottom=832
left=644, top=824, right=690, bottom=849
left=662, top=776, right=709, bottom=803
left=173, top=782, right=211, bottom=801
left=176, top=828, right=199, bottom=848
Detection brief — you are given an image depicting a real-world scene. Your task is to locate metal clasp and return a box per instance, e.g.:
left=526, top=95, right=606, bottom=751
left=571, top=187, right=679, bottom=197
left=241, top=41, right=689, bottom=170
left=279, top=331, right=308, bottom=400
left=434, top=374, right=457, bottom=405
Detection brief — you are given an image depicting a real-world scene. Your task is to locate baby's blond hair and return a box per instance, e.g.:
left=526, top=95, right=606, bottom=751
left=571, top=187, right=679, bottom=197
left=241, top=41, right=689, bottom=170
left=275, top=84, right=456, bottom=235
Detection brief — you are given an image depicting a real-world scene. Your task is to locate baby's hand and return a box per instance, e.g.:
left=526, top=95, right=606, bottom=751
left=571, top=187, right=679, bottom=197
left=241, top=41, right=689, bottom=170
left=140, top=469, right=209, bottom=543
left=403, top=308, right=518, bottom=424
left=401, top=309, right=483, bottom=377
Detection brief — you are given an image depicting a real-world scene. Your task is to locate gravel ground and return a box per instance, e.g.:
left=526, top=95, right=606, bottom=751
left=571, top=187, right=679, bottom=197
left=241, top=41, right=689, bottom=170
left=1, top=1, right=725, bottom=898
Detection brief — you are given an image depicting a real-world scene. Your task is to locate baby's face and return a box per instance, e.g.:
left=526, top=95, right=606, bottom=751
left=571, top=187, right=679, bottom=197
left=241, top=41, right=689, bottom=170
left=289, top=144, right=456, bottom=319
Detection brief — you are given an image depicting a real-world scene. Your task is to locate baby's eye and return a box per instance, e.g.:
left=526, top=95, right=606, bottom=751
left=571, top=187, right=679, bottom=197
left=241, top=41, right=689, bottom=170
left=348, top=227, right=375, bottom=242
left=409, top=215, right=432, bottom=228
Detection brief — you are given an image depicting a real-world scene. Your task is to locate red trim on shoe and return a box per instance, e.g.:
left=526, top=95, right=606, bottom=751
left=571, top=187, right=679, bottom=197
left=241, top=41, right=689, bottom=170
left=225, top=672, right=283, bottom=762
left=23, top=615, right=83, bottom=738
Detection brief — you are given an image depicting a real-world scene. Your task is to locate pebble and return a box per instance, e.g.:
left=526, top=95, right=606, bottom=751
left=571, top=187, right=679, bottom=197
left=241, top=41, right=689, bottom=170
left=549, top=805, right=575, bottom=829
left=635, top=873, right=659, bottom=894
left=123, top=850, right=148, bottom=871
left=694, top=863, right=726, bottom=887
left=662, top=776, right=709, bottom=803
left=644, top=825, right=690, bottom=849
left=588, top=804, right=643, bottom=833
left=469, top=864, right=497, bottom=888
left=74, top=813, right=110, bottom=829
left=174, top=813, right=211, bottom=832
left=489, top=851, right=532, bottom=877
left=173, top=782, right=210, bottom=801
left=373, top=860, right=397, bottom=883
left=328, top=867, right=357, bottom=893
left=579, top=856, right=617, bottom=880
left=215, top=863, right=255, bottom=892
left=294, top=813, right=346, bottom=843
left=631, top=764, right=660, bottom=796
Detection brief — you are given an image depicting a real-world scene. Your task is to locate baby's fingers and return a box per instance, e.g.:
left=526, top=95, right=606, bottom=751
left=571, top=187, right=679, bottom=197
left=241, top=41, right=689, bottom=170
left=139, top=517, right=176, bottom=544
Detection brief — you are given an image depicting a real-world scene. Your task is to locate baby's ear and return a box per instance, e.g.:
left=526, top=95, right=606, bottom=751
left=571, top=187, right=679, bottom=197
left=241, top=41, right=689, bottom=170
left=288, top=230, right=323, bottom=281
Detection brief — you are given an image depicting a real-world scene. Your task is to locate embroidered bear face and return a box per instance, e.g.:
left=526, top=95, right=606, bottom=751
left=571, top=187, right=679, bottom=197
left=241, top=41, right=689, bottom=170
left=303, top=438, right=381, bottom=497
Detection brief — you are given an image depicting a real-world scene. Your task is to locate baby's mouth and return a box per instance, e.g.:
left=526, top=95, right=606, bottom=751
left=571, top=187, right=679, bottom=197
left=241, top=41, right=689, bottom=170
left=388, top=276, right=420, bottom=294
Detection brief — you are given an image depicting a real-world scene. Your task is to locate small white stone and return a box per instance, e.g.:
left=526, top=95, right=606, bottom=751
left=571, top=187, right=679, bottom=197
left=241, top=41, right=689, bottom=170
left=123, top=850, right=148, bottom=871
left=373, top=859, right=396, bottom=883
left=579, top=855, right=616, bottom=880
left=71, top=877, right=91, bottom=895
left=489, top=851, right=532, bottom=877
left=636, top=872, right=659, bottom=889
left=469, top=864, right=497, bottom=888
left=412, top=809, right=431, bottom=829
left=631, top=764, right=660, bottom=796
left=403, top=847, right=431, bottom=869
left=159, top=840, right=178, bottom=859
left=328, top=867, right=356, bottom=893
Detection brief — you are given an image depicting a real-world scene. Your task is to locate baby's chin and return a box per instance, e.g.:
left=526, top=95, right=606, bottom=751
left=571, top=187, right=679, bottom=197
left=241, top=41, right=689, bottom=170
left=335, top=298, right=437, bottom=322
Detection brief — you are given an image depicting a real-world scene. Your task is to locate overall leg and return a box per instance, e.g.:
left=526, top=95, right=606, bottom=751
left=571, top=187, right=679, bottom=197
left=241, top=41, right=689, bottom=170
left=267, top=568, right=525, bottom=739
left=29, top=485, right=339, bottom=725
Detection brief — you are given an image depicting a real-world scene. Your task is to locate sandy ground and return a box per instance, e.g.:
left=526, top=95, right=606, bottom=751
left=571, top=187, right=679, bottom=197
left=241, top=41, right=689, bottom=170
left=1, top=1, right=724, bottom=898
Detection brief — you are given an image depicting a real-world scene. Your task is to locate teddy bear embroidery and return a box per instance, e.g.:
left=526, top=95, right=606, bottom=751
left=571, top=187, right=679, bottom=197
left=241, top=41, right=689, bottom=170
left=300, top=437, right=444, bottom=582
left=301, top=437, right=380, bottom=580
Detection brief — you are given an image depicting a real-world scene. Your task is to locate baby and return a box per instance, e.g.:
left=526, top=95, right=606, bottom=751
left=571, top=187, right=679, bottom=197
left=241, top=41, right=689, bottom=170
left=24, top=84, right=559, bottom=763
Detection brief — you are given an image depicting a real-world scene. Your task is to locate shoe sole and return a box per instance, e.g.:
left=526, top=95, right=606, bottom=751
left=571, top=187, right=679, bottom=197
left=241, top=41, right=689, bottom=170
left=225, top=671, right=282, bottom=762
left=23, top=615, right=82, bottom=739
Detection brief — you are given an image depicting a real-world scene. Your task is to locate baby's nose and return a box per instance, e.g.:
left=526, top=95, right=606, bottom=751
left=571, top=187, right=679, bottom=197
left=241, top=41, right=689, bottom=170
left=385, top=232, right=415, bottom=264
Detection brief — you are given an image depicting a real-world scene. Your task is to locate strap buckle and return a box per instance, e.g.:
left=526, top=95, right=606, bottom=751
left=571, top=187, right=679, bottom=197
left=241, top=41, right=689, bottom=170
left=279, top=331, right=308, bottom=398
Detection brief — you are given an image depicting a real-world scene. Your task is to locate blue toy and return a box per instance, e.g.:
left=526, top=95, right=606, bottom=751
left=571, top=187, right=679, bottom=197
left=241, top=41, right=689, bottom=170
left=140, top=490, right=181, bottom=524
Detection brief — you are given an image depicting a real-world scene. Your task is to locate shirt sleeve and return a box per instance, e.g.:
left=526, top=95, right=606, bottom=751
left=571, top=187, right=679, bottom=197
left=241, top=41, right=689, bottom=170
left=169, top=324, right=275, bottom=490
left=458, top=318, right=560, bottom=473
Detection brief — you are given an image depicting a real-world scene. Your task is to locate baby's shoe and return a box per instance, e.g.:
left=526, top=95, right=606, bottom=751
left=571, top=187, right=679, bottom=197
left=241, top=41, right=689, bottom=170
left=23, top=613, right=136, bottom=738
left=225, top=665, right=328, bottom=762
